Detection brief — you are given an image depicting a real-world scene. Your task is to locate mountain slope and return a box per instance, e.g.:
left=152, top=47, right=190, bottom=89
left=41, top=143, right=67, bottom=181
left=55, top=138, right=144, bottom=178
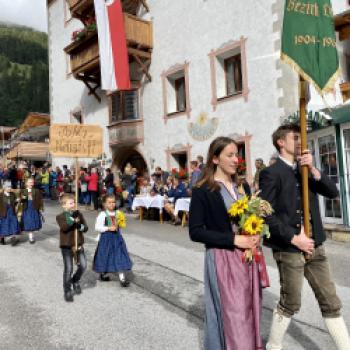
left=0, top=24, right=49, bottom=127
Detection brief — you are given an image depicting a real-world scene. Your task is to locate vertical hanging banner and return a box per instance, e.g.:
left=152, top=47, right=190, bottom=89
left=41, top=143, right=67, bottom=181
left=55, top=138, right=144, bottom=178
left=94, top=0, right=131, bottom=91
left=281, top=0, right=339, bottom=94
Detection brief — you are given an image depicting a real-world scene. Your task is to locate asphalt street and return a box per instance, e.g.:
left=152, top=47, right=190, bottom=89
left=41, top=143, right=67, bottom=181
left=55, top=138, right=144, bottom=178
left=0, top=200, right=350, bottom=349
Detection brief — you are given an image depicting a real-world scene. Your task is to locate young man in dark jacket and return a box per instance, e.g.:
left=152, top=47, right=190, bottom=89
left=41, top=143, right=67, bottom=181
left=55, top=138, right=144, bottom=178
left=56, top=194, right=88, bottom=302
left=260, top=124, right=350, bottom=350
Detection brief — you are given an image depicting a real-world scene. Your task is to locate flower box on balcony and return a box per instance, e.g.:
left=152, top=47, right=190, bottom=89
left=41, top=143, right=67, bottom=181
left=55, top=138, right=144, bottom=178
left=64, top=31, right=99, bottom=76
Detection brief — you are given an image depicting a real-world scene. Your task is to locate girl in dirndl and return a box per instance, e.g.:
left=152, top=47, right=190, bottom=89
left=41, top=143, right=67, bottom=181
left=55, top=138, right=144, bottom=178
left=93, top=194, right=132, bottom=287
left=189, top=137, right=267, bottom=350
left=0, top=182, right=21, bottom=246
left=21, top=178, right=43, bottom=244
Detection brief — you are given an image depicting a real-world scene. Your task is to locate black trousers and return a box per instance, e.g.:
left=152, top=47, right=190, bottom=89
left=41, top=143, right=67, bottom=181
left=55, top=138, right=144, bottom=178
left=90, top=191, right=98, bottom=210
left=61, top=247, right=87, bottom=292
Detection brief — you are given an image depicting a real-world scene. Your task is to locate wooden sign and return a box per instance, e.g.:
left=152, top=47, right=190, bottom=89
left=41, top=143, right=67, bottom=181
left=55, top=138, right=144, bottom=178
left=49, top=124, right=103, bottom=158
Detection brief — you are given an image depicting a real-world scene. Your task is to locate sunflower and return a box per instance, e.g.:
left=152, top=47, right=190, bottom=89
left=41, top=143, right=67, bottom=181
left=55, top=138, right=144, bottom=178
left=228, top=196, right=249, bottom=217
left=117, top=210, right=127, bottom=228
left=243, top=214, right=264, bottom=235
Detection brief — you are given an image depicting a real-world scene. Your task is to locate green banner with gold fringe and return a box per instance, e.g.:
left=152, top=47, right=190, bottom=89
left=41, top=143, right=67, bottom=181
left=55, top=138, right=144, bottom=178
left=281, top=0, right=339, bottom=94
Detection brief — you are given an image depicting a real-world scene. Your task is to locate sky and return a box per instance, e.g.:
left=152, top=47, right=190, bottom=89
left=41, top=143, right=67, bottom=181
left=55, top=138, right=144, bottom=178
left=0, top=0, right=47, bottom=33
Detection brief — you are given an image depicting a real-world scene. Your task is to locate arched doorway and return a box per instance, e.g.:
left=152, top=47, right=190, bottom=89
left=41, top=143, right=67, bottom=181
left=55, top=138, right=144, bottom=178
left=113, top=147, right=148, bottom=176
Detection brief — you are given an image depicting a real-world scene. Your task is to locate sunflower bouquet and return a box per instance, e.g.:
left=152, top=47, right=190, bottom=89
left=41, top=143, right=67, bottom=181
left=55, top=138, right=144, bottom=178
left=116, top=210, right=126, bottom=229
left=228, top=194, right=273, bottom=263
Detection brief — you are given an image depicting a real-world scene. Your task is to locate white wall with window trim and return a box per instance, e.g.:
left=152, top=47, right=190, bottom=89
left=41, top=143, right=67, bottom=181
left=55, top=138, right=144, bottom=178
left=141, top=0, right=292, bottom=174
left=48, top=0, right=297, bottom=175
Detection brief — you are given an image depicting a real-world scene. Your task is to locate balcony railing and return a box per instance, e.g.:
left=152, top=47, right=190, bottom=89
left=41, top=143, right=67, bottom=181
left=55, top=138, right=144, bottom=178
left=64, top=31, right=99, bottom=76
left=108, top=120, right=144, bottom=145
left=124, top=13, right=153, bottom=49
left=67, top=0, right=149, bottom=20
left=340, top=81, right=350, bottom=102
left=64, top=14, right=152, bottom=78
left=67, top=0, right=93, bottom=18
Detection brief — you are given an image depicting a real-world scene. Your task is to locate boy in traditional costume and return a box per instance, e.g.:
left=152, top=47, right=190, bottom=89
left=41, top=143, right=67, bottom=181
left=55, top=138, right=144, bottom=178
left=260, top=124, right=350, bottom=350
left=56, top=194, right=88, bottom=302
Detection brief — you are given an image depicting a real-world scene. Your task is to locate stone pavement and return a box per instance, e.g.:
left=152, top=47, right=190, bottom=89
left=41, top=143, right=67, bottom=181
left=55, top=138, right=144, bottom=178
left=0, top=200, right=349, bottom=349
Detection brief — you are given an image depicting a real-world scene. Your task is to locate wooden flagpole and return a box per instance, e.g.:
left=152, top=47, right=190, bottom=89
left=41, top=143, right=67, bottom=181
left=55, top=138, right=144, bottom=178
left=299, top=76, right=310, bottom=238
left=74, top=157, right=79, bottom=259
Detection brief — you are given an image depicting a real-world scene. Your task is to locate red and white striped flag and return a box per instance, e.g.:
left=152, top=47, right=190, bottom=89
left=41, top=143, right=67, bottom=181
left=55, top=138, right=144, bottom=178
left=94, top=0, right=131, bottom=91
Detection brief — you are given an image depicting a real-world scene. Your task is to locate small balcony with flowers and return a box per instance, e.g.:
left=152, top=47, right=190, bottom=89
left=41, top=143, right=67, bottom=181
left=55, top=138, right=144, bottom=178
left=64, top=0, right=153, bottom=101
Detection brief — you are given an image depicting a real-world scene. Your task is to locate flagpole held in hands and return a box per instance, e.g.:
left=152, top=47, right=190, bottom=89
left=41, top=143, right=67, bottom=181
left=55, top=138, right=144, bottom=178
left=299, top=77, right=311, bottom=238
left=74, top=157, right=79, bottom=264
left=281, top=0, right=340, bottom=241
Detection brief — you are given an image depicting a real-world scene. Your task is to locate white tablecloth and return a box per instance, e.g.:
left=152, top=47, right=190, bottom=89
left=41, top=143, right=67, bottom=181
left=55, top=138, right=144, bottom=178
left=132, top=195, right=165, bottom=213
left=174, top=198, right=191, bottom=216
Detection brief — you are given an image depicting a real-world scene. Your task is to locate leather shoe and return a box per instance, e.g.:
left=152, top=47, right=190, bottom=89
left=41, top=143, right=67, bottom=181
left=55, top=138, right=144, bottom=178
left=11, top=237, right=19, bottom=246
left=100, top=274, right=110, bottom=282
left=120, top=280, right=130, bottom=287
left=72, top=282, right=82, bottom=295
left=64, top=290, right=74, bottom=302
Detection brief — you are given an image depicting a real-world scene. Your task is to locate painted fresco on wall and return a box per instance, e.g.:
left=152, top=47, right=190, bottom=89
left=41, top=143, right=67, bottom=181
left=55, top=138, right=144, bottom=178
left=188, top=112, right=218, bottom=141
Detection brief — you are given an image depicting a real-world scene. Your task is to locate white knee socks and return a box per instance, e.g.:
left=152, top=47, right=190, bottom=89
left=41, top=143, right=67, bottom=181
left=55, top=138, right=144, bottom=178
left=324, top=316, right=350, bottom=350
left=266, top=309, right=291, bottom=350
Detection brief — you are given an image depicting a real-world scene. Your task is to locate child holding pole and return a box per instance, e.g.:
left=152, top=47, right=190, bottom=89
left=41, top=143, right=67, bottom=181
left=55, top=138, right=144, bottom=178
left=56, top=193, right=88, bottom=302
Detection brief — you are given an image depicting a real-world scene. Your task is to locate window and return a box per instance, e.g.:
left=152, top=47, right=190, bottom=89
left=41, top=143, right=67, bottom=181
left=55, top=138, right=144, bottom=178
left=110, top=90, right=140, bottom=123
left=166, top=143, right=192, bottom=172
left=161, top=62, right=191, bottom=121
left=175, top=76, right=186, bottom=112
left=224, top=55, right=242, bottom=96
left=166, top=70, right=186, bottom=115
left=318, top=135, right=341, bottom=218
left=172, top=152, right=187, bottom=171
left=209, top=37, right=248, bottom=110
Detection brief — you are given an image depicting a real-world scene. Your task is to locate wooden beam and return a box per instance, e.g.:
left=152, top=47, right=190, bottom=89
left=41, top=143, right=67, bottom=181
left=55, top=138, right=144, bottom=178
left=82, top=79, right=101, bottom=103
left=133, top=54, right=152, bottom=82
left=339, top=25, right=350, bottom=41
left=139, top=0, right=150, bottom=12
left=76, top=74, right=100, bottom=85
left=127, top=47, right=152, bottom=59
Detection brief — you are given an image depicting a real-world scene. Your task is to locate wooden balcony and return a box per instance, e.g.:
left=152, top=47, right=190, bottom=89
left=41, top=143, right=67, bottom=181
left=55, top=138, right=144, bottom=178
left=64, top=31, right=99, bottom=77
left=64, top=12, right=153, bottom=96
left=108, top=120, right=144, bottom=146
left=334, top=10, right=350, bottom=41
left=67, top=0, right=149, bottom=20
left=124, top=13, right=152, bottom=49
left=67, top=0, right=94, bottom=19
left=340, top=81, right=350, bottom=102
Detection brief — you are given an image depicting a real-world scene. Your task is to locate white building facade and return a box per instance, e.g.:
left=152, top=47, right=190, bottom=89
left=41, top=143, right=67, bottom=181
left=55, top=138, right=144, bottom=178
left=47, top=0, right=303, bottom=183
